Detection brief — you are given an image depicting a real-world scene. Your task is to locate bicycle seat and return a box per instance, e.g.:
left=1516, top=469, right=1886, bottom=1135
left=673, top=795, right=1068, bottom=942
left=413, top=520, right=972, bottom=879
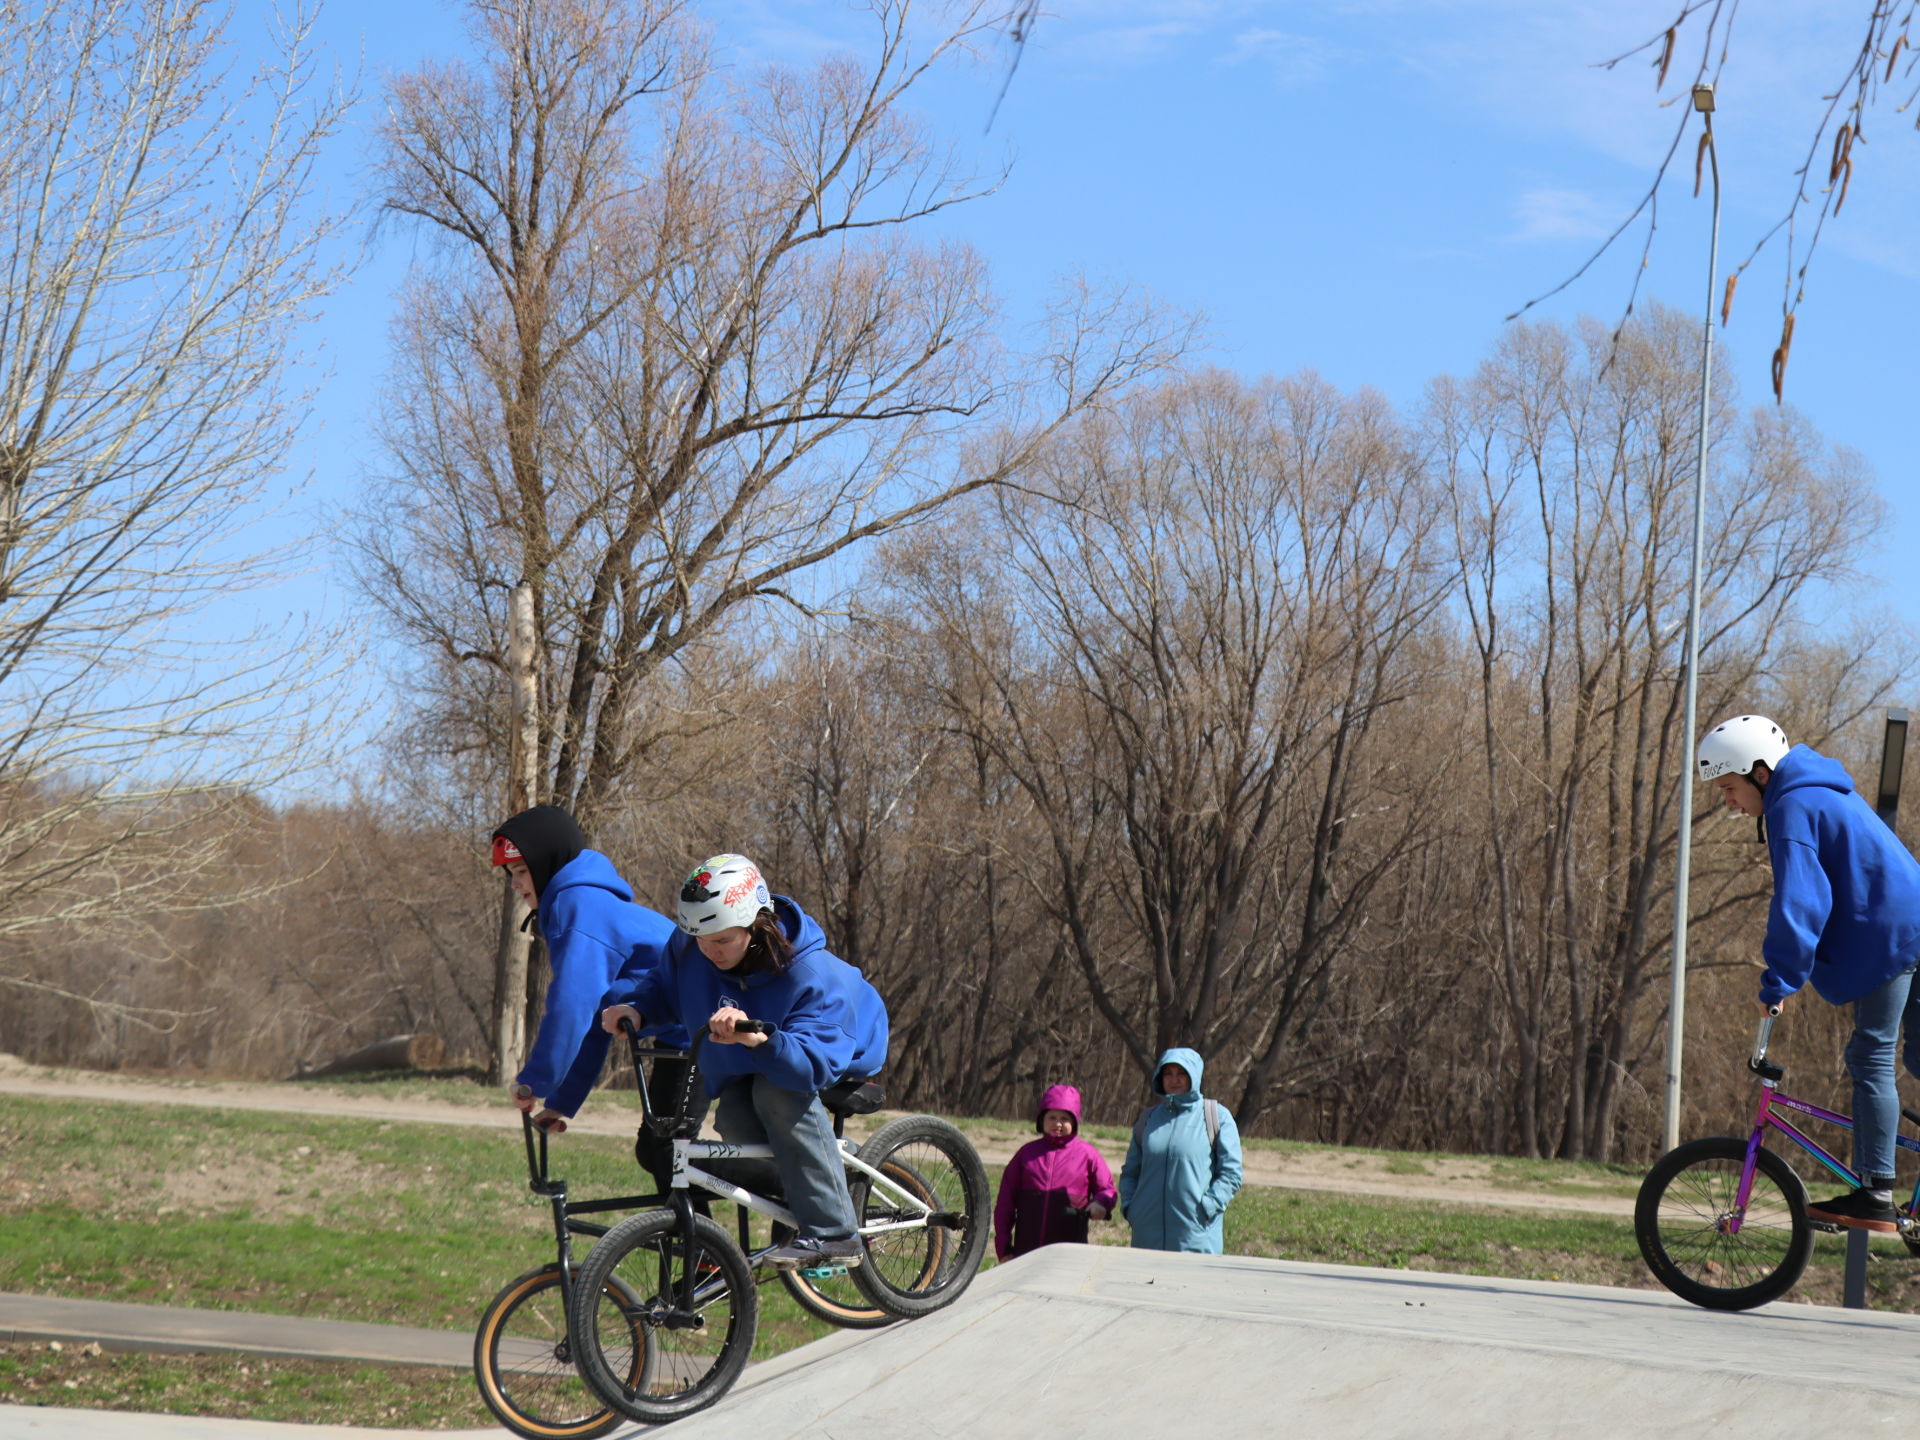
left=820, top=1077, right=884, bottom=1117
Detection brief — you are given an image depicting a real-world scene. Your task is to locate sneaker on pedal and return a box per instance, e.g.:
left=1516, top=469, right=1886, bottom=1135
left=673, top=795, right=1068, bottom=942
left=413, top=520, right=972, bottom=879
left=1806, top=1188, right=1899, bottom=1233
left=762, top=1234, right=864, bottom=1271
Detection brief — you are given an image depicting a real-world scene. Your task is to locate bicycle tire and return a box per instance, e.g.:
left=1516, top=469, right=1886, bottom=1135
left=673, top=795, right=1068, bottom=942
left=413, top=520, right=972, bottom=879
left=472, top=1264, right=643, bottom=1440
left=777, top=1157, right=934, bottom=1330
left=569, top=1210, right=758, bottom=1424
left=849, top=1114, right=990, bottom=1319
left=1635, top=1135, right=1813, bottom=1311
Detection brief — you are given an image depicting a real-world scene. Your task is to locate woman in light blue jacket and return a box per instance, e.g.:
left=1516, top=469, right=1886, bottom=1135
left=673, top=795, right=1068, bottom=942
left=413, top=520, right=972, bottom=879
left=1117, top=1046, right=1243, bottom=1253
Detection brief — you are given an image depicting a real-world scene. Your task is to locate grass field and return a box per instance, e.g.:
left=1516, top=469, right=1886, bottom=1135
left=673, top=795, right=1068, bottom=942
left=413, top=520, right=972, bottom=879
left=4, top=1086, right=1920, bottom=1429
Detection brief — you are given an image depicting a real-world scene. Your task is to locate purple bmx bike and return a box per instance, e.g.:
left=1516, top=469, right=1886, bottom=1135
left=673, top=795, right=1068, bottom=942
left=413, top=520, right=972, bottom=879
left=1637, top=1010, right=1920, bottom=1310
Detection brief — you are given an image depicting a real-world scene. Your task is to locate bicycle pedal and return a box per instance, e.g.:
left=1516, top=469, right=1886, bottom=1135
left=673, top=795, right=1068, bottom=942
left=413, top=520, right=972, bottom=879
left=1810, top=1220, right=1844, bottom=1233
left=798, top=1263, right=849, bottom=1278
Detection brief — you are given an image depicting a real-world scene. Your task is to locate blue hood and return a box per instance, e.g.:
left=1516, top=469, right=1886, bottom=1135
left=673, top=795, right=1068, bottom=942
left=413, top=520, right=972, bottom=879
left=1154, top=1046, right=1205, bottom=1101
left=541, top=850, right=633, bottom=931
left=1763, top=745, right=1855, bottom=810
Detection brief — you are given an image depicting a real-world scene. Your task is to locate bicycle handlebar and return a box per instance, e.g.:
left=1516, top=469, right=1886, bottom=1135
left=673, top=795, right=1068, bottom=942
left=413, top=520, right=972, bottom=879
left=612, top=1014, right=775, bottom=1047
left=613, top=1014, right=778, bottom=1134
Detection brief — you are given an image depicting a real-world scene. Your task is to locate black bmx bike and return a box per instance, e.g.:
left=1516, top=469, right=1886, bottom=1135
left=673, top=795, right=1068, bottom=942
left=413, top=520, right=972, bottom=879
left=562, top=1020, right=990, bottom=1424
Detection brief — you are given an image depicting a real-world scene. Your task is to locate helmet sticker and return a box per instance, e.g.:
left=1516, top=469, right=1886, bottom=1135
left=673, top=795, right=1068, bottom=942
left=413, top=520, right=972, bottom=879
left=721, top=866, right=762, bottom=908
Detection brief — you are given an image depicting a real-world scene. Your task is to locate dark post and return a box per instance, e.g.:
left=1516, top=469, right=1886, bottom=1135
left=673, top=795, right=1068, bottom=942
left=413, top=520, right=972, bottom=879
left=1875, top=708, right=1909, bottom=827
left=1845, top=709, right=1911, bottom=1309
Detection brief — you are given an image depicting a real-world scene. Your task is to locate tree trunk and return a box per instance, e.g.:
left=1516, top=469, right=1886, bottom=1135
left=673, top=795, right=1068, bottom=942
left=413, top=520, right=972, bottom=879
left=490, top=582, right=541, bottom=1085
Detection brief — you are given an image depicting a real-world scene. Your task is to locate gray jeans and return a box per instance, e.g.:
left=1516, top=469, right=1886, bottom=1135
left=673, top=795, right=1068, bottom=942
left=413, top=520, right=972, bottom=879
left=713, top=1072, right=856, bottom=1239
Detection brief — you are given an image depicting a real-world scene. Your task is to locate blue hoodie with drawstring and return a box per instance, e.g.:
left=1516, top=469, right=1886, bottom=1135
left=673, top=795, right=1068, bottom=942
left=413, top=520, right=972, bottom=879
left=1116, top=1046, right=1243, bottom=1254
left=607, top=895, right=888, bottom=1098
left=518, top=850, right=683, bottom=1117
left=1760, top=744, right=1920, bottom=1007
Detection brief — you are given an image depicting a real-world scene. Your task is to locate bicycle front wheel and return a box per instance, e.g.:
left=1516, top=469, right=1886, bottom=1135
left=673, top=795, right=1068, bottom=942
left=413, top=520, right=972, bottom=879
left=569, top=1211, right=758, bottom=1424
left=850, top=1115, right=990, bottom=1319
left=472, top=1264, right=640, bottom=1440
left=1635, top=1135, right=1812, bottom=1310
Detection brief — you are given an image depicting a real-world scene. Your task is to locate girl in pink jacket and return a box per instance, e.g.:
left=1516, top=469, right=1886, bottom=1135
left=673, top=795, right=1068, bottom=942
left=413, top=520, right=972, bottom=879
left=993, top=1084, right=1119, bottom=1262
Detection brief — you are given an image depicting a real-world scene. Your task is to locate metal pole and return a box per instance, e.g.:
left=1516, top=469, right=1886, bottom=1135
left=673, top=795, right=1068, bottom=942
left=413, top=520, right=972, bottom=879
left=1665, top=88, right=1720, bottom=1154
left=1847, top=709, right=1912, bottom=1309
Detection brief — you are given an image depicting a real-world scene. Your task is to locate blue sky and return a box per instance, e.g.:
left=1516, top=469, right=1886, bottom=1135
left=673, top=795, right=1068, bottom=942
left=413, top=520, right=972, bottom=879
left=275, top=0, right=1920, bottom=697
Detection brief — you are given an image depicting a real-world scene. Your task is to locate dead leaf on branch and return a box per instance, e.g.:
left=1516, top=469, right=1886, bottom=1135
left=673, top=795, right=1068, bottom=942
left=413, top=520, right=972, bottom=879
left=1770, top=312, right=1796, bottom=404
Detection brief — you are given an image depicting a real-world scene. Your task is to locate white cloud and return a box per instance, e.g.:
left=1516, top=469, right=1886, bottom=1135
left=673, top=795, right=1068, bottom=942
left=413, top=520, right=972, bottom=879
left=1509, top=187, right=1616, bottom=243
left=1068, top=22, right=1203, bottom=66
left=1220, top=28, right=1338, bottom=87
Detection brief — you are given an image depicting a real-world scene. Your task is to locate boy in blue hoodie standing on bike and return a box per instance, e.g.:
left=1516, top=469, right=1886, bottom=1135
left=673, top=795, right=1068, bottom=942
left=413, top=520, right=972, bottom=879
left=1698, top=714, right=1920, bottom=1232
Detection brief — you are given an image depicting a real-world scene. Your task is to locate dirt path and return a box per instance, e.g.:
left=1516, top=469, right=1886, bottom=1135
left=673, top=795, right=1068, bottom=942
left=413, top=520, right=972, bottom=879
left=0, top=1054, right=1636, bottom=1218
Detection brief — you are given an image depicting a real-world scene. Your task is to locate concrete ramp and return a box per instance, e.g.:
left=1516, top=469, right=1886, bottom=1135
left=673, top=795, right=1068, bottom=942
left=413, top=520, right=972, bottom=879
left=670, top=1246, right=1920, bottom=1437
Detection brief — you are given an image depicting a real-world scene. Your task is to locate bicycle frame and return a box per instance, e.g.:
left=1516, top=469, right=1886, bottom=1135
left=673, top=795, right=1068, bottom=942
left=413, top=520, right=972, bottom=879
left=1733, top=1013, right=1920, bottom=1233
left=622, top=1027, right=940, bottom=1315
left=671, top=1133, right=937, bottom=1240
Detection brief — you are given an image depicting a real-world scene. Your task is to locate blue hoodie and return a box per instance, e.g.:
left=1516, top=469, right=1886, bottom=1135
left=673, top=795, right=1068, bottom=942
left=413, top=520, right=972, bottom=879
left=1760, top=744, right=1920, bottom=1006
left=1116, top=1046, right=1243, bottom=1254
left=517, top=850, right=681, bottom=1116
left=608, top=895, right=888, bottom=1098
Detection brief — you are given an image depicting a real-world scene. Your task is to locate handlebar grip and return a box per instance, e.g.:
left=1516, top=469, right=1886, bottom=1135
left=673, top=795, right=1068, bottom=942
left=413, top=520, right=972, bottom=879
left=735, top=1019, right=774, bottom=1036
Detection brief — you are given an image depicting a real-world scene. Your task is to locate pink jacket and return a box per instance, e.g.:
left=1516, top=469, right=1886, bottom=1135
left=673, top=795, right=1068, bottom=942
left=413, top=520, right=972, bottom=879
left=992, top=1084, right=1118, bottom=1262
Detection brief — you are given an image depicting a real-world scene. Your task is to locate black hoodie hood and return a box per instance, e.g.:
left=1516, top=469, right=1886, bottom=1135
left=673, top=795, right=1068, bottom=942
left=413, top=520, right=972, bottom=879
left=492, top=805, right=587, bottom=900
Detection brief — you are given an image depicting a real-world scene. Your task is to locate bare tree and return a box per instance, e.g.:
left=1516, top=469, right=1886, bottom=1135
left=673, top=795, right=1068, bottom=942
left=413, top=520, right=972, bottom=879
left=1429, top=304, right=1901, bottom=1158
left=360, top=0, right=1182, bottom=1073
left=0, top=0, right=353, bottom=1018
left=892, top=369, right=1449, bottom=1126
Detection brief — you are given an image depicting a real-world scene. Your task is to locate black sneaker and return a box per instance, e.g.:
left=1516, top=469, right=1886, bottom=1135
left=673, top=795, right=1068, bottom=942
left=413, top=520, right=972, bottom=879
left=1806, top=1188, right=1899, bottom=1233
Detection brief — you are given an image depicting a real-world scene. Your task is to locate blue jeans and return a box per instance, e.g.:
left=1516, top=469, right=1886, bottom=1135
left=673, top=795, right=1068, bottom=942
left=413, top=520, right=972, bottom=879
left=713, top=1073, right=856, bottom=1239
left=1845, top=963, right=1920, bottom=1183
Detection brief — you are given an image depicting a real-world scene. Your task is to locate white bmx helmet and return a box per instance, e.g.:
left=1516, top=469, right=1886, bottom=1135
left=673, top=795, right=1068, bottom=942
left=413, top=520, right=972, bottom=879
left=1696, top=715, right=1790, bottom=782
left=676, top=853, right=773, bottom=936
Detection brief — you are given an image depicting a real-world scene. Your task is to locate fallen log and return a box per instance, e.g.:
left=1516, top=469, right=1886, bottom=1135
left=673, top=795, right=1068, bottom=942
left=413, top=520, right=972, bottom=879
left=297, top=1032, right=447, bottom=1079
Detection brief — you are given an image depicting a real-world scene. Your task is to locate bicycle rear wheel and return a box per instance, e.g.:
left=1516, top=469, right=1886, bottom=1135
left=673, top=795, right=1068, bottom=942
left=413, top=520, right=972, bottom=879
left=1635, top=1135, right=1812, bottom=1310
left=569, top=1210, right=758, bottom=1424
left=472, top=1265, right=641, bottom=1440
left=850, top=1115, right=989, bottom=1319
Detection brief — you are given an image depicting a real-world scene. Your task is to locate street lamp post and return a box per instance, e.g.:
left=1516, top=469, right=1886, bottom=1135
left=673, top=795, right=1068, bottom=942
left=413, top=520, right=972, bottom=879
left=1665, top=82, right=1721, bottom=1154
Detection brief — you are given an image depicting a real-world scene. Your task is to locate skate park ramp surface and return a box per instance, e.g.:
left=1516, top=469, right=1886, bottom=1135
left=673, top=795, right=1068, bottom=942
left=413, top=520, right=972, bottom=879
left=666, top=1245, right=1920, bottom=1439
